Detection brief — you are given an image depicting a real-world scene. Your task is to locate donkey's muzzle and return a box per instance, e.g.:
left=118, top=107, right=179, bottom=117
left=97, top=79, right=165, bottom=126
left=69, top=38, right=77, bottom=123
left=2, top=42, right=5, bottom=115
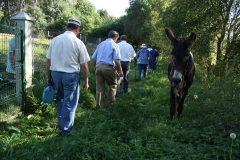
left=172, top=77, right=181, bottom=85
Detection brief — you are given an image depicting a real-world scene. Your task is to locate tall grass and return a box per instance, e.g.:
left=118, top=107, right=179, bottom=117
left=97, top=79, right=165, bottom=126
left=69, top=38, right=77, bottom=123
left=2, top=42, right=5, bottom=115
left=0, top=41, right=239, bottom=159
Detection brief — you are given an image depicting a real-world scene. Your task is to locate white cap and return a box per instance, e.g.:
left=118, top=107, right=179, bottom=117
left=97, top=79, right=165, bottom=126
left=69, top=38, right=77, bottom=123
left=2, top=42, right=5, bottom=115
left=67, top=18, right=81, bottom=26
left=141, top=43, right=147, bottom=48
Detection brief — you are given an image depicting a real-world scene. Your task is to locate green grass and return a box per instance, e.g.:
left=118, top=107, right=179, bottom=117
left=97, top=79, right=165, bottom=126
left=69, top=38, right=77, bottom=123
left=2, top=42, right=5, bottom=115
left=0, top=45, right=239, bottom=159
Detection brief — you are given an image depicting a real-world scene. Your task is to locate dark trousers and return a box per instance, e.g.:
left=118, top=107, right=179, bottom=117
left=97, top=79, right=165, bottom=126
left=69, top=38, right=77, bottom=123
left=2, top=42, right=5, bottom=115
left=117, top=61, right=130, bottom=95
left=138, top=64, right=148, bottom=78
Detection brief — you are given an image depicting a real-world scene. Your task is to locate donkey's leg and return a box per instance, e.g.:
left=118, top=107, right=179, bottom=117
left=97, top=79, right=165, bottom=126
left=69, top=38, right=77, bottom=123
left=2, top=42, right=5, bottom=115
left=170, top=89, right=176, bottom=120
left=177, top=99, right=184, bottom=118
left=177, top=90, right=188, bottom=118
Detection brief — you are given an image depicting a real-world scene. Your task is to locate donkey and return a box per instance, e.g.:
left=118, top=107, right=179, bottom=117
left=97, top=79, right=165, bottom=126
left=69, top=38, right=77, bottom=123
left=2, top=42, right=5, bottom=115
left=165, top=28, right=196, bottom=120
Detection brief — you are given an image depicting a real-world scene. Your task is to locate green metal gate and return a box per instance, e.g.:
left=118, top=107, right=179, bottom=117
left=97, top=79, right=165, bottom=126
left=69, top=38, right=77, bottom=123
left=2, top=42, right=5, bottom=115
left=0, top=24, right=24, bottom=123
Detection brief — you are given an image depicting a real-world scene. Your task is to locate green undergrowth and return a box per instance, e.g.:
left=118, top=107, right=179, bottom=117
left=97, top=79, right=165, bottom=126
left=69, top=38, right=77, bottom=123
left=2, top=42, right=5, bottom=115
left=0, top=55, right=239, bottom=160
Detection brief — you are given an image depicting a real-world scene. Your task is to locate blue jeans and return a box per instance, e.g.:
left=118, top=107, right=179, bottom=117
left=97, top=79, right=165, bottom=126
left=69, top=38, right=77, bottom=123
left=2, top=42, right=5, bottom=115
left=51, top=71, right=80, bottom=136
left=138, top=64, right=148, bottom=78
left=117, top=61, right=130, bottom=94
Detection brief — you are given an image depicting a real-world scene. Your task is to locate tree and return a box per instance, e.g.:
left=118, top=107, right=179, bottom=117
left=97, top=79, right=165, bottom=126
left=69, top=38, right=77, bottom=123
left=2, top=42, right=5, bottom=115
left=0, top=0, right=35, bottom=23
left=89, top=16, right=126, bottom=39
left=158, top=0, right=216, bottom=66
left=223, top=0, right=240, bottom=61
left=97, top=9, right=109, bottom=22
left=124, top=0, right=152, bottom=47
left=153, top=0, right=239, bottom=69
left=0, top=7, right=4, bottom=21
left=71, top=0, right=102, bottom=35
left=1, top=0, right=19, bottom=24
left=25, top=3, right=47, bottom=31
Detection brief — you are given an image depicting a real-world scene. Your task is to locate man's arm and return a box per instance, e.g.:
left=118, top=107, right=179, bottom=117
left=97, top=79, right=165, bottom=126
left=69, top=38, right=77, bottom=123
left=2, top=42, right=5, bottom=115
left=134, top=57, right=137, bottom=65
left=130, top=46, right=137, bottom=65
left=92, top=59, right=96, bottom=72
left=80, top=62, right=89, bottom=90
left=114, top=59, right=123, bottom=77
left=46, top=58, right=53, bottom=84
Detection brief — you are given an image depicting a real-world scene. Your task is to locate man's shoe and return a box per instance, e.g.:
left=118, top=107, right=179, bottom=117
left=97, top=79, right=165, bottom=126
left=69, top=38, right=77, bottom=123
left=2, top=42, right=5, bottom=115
left=60, top=131, right=70, bottom=137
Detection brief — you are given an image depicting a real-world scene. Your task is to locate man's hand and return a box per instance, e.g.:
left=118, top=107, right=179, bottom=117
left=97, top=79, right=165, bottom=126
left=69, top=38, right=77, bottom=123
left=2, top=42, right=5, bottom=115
left=119, top=71, right=123, bottom=77
left=134, top=57, right=137, bottom=66
left=47, top=77, right=54, bottom=85
left=82, top=82, right=89, bottom=90
left=114, top=59, right=123, bottom=77
left=80, top=62, right=89, bottom=90
left=93, top=60, right=96, bottom=72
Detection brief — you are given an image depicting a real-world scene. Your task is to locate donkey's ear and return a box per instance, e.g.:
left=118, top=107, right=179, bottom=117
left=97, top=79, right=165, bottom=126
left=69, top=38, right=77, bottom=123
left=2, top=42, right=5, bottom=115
left=165, top=28, right=178, bottom=46
left=188, top=32, right=196, bottom=48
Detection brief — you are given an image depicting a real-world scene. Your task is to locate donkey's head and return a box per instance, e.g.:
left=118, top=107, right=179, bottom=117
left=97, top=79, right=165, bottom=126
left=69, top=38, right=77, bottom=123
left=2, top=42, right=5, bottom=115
left=165, top=28, right=196, bottom=86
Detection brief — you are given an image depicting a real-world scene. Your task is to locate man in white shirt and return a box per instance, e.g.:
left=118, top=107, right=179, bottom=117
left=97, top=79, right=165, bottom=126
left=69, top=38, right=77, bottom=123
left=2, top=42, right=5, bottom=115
left=117, top=35, right=137, bottom=96
left=46, top=18, right=90, bottom=136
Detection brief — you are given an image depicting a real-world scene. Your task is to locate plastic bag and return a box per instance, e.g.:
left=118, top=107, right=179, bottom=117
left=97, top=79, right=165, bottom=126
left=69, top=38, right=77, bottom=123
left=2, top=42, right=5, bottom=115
left=117, top=77, right=123, bottom=85
left=42, top=84, right=55, bottom=104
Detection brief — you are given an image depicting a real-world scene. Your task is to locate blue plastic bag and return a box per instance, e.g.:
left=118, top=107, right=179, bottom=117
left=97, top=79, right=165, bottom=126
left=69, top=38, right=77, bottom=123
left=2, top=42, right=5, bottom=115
left=42, top=84, right=55, bottom=104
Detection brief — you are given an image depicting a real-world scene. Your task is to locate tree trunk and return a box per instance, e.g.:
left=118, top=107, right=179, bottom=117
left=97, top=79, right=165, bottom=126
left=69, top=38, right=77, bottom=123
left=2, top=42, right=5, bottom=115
left=216, top=26, right=225, bottom=61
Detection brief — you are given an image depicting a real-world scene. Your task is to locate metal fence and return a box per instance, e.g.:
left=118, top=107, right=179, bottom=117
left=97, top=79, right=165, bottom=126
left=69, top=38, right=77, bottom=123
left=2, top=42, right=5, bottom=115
left=0, top=24, right=24, bottom=123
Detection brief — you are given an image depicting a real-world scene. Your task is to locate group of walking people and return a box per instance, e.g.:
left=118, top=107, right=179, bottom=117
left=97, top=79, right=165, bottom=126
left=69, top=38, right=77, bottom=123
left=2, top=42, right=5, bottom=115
left=45, top=18, right=160, bottom=137
left=136, top=44, right=160, bottom=78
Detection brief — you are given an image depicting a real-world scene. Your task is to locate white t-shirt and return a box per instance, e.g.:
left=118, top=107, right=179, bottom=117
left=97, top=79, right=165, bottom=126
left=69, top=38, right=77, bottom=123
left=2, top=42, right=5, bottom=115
left=46, top=31, right=90, bottom=73
left=118, top=41, right=136, bottom=62
left=147, top=47, right=152, bottom=52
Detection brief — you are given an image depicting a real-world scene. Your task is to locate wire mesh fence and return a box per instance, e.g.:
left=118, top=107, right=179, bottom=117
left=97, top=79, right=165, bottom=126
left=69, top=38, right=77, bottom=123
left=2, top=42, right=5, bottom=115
left=0, top=25, right=23, bottom=123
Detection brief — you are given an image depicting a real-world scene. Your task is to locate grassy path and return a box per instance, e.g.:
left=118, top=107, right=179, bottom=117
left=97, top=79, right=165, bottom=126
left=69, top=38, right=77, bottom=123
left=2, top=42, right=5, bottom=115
left=1, top=56, right=239, bottom=159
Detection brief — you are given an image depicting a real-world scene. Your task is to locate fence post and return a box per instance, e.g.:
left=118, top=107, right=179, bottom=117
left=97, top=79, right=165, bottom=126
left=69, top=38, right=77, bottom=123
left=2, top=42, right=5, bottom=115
left=11, top=12, right=34, bottom=105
